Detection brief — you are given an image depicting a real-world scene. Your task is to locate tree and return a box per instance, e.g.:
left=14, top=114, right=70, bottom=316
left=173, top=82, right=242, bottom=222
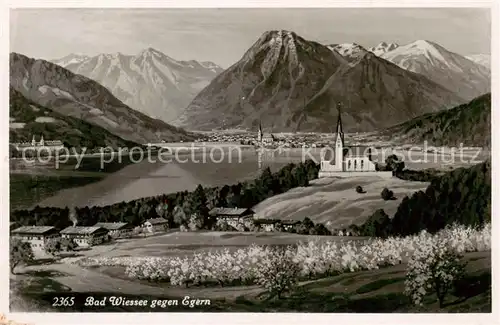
left=186, top=185, right=210, bottom=228
left=254, top=247, right=301, bottom=299
left=44, top=238, right=62, bottom=256
left=293, top=164, right=309, bottom=187
left=385, top=154, right=405, bottom=172
left=381, top=188, right=394, bottom=200
left=187, top=213, right=204, bottom=231
left=360, top=209, right=391, bottom=237
left=405, top=243, right=466, bottom=307
left=172, top=205, right=188, bottom=226
left=296, top=218, right=315, bottom=235
left=10, top=238, right=34, bottom=274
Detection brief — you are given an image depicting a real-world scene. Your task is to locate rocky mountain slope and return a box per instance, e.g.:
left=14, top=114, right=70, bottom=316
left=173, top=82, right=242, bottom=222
left=52, top=48, right=224, bottom=122
left=9, top=87, right=139, bottom=150
left=368, top=42, right=399, bottom=56
left=10, top=52, right=192, bottom=144
left=386, top=93, right=491, bottom=148
left=177, top=30, right=464, bottom=132
left=380, top=40, right=490, bottom=100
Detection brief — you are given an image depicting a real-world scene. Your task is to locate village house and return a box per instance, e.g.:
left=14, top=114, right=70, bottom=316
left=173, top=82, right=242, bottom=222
left=253, top=219, right=281, bottom=232
left=60, top=226, right=109, bottom=247
left=209, top=207, right=254, bottom=229
left=142, top=217, right=169, bottom=233
left=11, top=226, right=60, bottom=252
left=93, top=222, right=134, bottom=238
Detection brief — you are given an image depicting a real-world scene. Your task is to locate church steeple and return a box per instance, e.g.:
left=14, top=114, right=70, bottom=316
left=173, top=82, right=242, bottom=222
left=335, top=103, right=344, bottom=146
left=258, top=121, right=263, bottom=142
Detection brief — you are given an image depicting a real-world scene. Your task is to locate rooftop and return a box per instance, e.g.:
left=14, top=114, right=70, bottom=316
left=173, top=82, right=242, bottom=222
left=11, top=226, right=58, bottom=235
left=60, top=226, right=108, bottom=235
left=144, top=217, right=168, bottom=225
left=93, top=222, right=132, bottom=230
left=209, top=207, right=254, bottom=217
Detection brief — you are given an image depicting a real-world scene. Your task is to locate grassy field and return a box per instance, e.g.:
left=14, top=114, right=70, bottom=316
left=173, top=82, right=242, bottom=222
left=10, top=251, right=491, bottom=312
left=253, top=176, right=429, bottom=228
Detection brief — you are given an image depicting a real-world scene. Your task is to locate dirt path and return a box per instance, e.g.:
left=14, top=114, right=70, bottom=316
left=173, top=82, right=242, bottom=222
left=15, top=257, right=263, bottom=300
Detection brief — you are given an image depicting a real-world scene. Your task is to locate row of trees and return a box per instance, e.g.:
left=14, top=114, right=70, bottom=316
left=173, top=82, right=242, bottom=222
left=353, top=160, right=491, bottom=238
left=11, top=160, right=321, bottom=232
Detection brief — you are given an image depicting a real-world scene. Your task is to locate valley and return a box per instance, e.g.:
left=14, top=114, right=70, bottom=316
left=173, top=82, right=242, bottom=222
left=8, top=8, right=492, bottom=316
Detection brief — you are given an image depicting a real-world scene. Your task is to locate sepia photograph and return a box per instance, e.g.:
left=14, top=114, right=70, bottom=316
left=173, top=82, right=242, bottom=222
left=3, top=2, right=496, bottom=321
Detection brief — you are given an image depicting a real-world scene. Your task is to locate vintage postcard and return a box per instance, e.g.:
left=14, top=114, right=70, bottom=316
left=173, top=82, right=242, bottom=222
left=1, top=1, right=498, bottom=324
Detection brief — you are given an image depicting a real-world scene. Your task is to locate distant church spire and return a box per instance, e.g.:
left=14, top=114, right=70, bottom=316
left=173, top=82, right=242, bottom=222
left=258, top=120, right=263, bottom=143
left=335, top=102, right=345, bottom=145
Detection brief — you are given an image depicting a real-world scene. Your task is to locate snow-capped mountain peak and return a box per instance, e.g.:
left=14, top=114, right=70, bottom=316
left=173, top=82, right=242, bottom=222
left=368, top=41, right=399, bottom=56
left=52, top=53, right=91, bottom=67
left=327, top=43, right=368, bottom=62
left=53, top=48, right=223, bottom=123
left=379, top=39, right=490, bottom=100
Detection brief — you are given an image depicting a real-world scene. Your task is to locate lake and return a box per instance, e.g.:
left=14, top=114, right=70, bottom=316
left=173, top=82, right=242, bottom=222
left=16, top=148, right=313, bottom=209
left=11, top=146, right=488, bottom=210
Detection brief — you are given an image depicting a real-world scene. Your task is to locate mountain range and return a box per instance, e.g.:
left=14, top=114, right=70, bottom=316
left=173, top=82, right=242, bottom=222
left=10, top=52, right=192, bottom=144
left=52, top=49, right=224, bottom=123
left=175, top=30, right=466, bottom=132
left=12, top=31, right=491, bottom=135
left=378, top=40, right=490, bottom=100
left=387, top=93, right=491, bottom=148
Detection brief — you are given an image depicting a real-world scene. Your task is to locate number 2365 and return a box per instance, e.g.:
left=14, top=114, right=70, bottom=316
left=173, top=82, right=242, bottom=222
left=52, top=297, right=75, bottom=307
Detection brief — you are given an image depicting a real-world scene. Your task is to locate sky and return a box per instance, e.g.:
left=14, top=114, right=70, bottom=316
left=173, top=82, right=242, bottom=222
left=10, top=8, right=491, bottom=68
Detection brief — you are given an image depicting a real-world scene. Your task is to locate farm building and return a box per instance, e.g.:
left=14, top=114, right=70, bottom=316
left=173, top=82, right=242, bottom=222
left=93, top=222, right=134, bottom=238
left=209, top=207, right=255, bottom=229
left=11, top=226, right=60, bottom=252
left=252, top=219, right=281, bottom=232
left=142, top=217, right=169, bottom=233
left=60, top=226, right=109, bottom=247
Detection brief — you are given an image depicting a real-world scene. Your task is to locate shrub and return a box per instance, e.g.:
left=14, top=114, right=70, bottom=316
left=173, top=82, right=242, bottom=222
left=404, top=239, right=466, bottom=307
left=381, top=188, right=394, bottom=200
left=356, top=186, right=364, bottom=194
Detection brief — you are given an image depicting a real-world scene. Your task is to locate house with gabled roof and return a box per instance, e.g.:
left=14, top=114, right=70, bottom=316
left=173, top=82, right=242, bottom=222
left=11, top=226, right=60, bottom=251
left=60, top=226, right=109, bottom=247
left=209, top=207, right=255, bottom=229
left=93, top=222, right=134, bottom=238
left=142, top=217, right=169, bottom=233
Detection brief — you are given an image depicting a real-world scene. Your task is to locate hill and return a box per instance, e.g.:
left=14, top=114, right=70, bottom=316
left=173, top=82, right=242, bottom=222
left=9, top=87, right=138, bottom=150
left=177, top=30, right=464, bottom=132
left=52, top=49, right=223, bottom=123
left=10, top=52, right=192, bottom=144
left=380, top=40, right=490, bottom=100
left=302, top=51, right=463, bottom=131
left=387, top=93, right=491, bottom=148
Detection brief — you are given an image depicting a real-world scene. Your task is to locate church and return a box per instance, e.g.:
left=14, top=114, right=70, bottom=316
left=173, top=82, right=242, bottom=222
left=318, top=111, right=392, bottom=178
left=257, top=122, right=275, bottom=146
